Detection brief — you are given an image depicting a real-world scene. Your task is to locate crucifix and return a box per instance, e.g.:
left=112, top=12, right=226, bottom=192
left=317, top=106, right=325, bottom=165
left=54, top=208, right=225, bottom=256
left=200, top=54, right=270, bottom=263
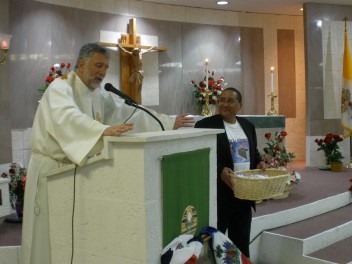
left=98, top=18, right=167, bottom=104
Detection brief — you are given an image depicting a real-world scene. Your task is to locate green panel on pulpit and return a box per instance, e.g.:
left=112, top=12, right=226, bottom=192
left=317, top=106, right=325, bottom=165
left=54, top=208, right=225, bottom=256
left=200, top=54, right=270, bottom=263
left=162, top=148, right=210, bottom=247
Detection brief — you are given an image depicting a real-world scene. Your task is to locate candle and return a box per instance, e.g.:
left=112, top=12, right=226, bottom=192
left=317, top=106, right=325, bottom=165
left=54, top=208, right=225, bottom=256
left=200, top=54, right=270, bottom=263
left=270, top=67, right=274, bottom=93
left=205, top=59, right=209, bottom=90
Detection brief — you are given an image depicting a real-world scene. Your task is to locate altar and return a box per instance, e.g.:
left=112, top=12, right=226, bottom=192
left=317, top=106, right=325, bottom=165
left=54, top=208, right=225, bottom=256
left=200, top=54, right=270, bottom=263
left=239, top=115, right=286, bottom=151
left=191, top=115, right=286, bottom=152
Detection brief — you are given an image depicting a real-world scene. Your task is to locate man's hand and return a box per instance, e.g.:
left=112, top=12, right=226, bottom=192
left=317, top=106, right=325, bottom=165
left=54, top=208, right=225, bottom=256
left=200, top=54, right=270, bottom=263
left=221, top=167, right=234, bottom=189
left=173, top=114, right=195, bottom=129
left=102, top=123, right=134, bottom=136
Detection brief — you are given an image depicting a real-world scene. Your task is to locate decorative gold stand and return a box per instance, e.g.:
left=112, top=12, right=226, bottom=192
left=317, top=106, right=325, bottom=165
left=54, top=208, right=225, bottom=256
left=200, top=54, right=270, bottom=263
left=201, top=92, right=213, bottom=116
left=267, top=92, right=278, bottom=116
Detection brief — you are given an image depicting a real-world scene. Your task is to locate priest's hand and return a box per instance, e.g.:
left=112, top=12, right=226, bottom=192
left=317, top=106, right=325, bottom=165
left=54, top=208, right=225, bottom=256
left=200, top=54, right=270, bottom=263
left=173, top=114, right=195, bottom=129
left=103, top=123, right=134, bottom=136
left=221, top=167, right=234, bottom=189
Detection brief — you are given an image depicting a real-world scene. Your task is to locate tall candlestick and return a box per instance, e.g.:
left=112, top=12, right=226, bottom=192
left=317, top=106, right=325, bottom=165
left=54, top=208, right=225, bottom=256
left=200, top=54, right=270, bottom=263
left=270, top=66, right=274, bottom=93
left=205, top=58, right=209, bottom=90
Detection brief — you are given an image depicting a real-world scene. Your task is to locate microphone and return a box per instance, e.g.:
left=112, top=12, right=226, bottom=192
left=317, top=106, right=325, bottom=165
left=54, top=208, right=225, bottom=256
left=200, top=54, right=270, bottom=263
left=104, top=83, right=137, bottom=105
left=104, top=83, right=165, bottom=131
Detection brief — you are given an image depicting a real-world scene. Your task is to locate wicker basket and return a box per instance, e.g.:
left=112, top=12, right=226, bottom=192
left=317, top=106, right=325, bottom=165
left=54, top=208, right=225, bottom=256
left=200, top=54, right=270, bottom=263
left=230, top=169, right=289, bottom=201
left=272, top=183, right=295, bottom=199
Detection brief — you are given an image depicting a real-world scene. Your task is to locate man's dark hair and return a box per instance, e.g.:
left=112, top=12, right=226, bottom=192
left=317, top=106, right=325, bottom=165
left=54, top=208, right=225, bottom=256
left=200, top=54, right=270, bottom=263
left=223, top=87, right=242, bottom=103
left=75, top=43, right=110, bottom=69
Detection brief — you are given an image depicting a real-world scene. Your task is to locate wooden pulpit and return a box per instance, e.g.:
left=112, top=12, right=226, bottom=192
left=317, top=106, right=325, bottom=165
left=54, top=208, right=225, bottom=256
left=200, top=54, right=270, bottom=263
left=44, top=129, right=222, bottom=263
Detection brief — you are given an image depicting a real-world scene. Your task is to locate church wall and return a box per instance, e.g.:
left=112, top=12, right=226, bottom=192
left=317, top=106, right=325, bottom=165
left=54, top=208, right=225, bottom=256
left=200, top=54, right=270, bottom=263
left=0, top=0, right=12, bottom=164
left=0, top=0, right=306, bottom=169
left=304, top=3, right=352, bottom=166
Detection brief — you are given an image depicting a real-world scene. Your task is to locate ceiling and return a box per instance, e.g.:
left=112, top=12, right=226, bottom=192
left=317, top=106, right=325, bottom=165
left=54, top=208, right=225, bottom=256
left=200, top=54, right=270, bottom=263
left=138, top=0, right=352, bottom=16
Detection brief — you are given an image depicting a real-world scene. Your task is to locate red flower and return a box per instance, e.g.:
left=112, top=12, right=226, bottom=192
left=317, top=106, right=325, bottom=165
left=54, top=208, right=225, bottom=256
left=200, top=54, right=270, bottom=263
left=45, top=76, right=55, bottom=83
left=324, top=137, right=332, bottom=144
left=263, top=130, right=295, bottom=168
left=60, top=62, right=65, bottom=68
left=274, top=146, right=281, bottom=151
left=265, top=133, right=271, bottom=139
left=314, top=133, right=344, bottom=164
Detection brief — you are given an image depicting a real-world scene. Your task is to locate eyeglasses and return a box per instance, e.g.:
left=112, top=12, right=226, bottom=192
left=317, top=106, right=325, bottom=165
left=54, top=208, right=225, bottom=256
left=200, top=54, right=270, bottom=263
left=218, top=97, right=239, bottom=105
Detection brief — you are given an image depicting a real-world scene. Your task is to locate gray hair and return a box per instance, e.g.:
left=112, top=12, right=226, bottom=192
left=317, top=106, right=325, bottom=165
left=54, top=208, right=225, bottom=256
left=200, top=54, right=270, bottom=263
left=75, top=43, right=110, bottom=69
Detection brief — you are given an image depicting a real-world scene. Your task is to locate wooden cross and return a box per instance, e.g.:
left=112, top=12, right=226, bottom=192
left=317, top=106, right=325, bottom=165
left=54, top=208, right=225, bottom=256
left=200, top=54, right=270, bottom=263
left=98, top=18, right=167, bottom=104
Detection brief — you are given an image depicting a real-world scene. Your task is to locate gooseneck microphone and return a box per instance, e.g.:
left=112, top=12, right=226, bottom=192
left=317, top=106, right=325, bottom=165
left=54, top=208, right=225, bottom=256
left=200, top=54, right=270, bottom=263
left=104, top=83, right=165, bottom=131
left=104, top=83, right=137, bottom=105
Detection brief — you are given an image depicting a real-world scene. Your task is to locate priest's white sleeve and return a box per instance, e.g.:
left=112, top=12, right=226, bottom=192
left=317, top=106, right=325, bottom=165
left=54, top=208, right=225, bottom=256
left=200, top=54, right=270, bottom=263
left=31, top=80, right=109, bottom=166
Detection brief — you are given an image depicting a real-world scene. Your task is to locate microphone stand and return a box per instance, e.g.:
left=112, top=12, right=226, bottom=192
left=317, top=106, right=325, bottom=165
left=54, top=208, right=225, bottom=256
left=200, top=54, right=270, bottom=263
left=124, top=100, right=165, bottom=131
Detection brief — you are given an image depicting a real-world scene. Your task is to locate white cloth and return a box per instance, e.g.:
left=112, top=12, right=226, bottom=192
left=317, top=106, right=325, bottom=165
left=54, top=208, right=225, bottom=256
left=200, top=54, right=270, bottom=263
left=160, top=234, right=203, bottom=264
left=21, top=71, right=176, bottom=264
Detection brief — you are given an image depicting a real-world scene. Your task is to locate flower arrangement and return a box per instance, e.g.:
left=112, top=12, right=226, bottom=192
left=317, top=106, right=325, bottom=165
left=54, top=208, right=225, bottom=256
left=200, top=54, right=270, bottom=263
left=314, top=133, right=344, bottom=164
left=191, top=71, right=224, bottom=106
left=1, top=163, right=26, bottom=208
left=38, top=62, right=71, bottom=95
left=262, top=131, right=296, bottom=168
left=288, top=171, right=301, bottom=185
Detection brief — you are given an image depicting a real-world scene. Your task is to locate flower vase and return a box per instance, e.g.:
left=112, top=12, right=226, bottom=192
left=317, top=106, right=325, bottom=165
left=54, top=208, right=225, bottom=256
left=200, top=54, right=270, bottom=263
left=324, top=149, right=332, bottom=165
left=15, top=201, right=24, bottom=221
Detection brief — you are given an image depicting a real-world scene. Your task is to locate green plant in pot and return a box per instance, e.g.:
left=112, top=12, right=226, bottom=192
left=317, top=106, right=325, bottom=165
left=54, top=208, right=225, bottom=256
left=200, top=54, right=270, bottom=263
left=328, top=149, right=344, bottom=163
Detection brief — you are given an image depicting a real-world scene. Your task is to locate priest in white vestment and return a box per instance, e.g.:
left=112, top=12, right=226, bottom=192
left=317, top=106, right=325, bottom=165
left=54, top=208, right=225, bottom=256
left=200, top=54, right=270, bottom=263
left=21, top=43, right=194, bottom=264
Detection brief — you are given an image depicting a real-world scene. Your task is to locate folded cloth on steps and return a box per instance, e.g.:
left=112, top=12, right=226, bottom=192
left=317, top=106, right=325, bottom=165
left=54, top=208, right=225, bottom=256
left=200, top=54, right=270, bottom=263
left=161, top=234, right=203, bottom=264
left=200, top=226, right=252, bottom=264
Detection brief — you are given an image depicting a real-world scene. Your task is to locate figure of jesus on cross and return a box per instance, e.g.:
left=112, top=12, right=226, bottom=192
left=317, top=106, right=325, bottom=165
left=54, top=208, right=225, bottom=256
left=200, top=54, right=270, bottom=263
left=117, top=44, right=155, bottom=103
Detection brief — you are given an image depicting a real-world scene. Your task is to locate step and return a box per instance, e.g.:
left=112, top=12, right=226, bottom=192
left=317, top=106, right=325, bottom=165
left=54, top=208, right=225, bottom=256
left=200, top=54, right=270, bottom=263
left=258, top=204, right=352, bottom=264
left=307, top=236, right=352, bottom=264
left=268, top=204, right=352, bottom=240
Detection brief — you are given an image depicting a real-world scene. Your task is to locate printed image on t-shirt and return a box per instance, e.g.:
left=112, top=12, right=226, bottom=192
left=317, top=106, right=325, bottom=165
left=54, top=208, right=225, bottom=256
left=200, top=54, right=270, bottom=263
left=229, top=139, right=250, bottom=163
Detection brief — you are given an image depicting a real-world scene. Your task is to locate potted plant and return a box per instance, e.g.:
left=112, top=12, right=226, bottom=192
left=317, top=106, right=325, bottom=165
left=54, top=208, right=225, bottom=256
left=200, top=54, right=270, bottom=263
left=314, top=133, right=344, bottom=170
left=262, top=131, right=299, bottom=199
left=262, top=131, right=296, bottom=169
left=1, top=163, right=26, bottom=220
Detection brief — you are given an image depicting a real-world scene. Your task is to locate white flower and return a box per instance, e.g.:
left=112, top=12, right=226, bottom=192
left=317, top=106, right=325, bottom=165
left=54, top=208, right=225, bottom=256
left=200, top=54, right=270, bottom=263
left=53, top=63, right=61, bottom=71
